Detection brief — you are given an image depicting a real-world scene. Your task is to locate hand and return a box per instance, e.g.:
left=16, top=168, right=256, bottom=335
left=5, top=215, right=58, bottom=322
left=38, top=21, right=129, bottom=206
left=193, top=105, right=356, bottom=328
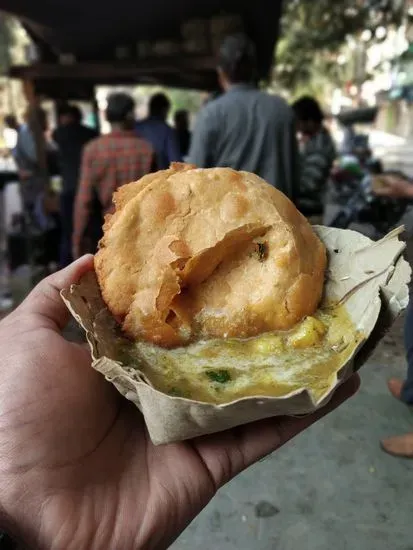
left=372, top=174, right=413, bottom=199
left=0, top=257, right=360, bottom=549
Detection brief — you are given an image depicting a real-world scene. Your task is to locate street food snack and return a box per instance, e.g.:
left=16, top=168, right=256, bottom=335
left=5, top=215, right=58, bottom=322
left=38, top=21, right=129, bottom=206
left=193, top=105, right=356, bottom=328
left=132, top=302, right=360, bottom=404
left=62, top=167, right=409, bottom=444
left=95, top=163, right=326, bottom=347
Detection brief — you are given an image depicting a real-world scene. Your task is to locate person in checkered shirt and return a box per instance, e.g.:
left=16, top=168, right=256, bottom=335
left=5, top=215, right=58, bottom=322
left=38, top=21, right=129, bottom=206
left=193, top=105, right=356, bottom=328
left=72, top=92, right=155, bottom=258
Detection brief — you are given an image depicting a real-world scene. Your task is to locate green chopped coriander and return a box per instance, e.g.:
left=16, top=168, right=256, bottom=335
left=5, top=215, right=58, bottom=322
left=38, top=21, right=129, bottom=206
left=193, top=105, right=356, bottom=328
left=256, top=242, right=268, bottom=262
left=206, top=369, right=231, bottom=384
left=169, top=387, right=183, bottom=397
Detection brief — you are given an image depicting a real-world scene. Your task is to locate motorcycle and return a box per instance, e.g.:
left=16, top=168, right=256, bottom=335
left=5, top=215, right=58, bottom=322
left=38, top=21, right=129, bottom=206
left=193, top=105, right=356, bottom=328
left=328, top=163, right=409, bottom=239
left=327, top=108, right=409, bottom=238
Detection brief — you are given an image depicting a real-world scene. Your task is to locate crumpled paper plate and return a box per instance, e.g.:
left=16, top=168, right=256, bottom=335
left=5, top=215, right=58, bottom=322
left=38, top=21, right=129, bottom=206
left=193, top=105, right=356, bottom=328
left=61, top=226, right=410, bottom=445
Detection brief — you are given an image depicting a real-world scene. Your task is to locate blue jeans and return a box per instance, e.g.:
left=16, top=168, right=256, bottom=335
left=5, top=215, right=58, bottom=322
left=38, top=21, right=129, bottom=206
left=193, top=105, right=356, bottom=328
left=402, top=298, right=413, bottom=404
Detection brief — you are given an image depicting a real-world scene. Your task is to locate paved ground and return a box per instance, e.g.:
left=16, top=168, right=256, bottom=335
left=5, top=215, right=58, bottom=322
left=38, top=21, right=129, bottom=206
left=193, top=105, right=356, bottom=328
left=171, top=316, right=413, bottom=550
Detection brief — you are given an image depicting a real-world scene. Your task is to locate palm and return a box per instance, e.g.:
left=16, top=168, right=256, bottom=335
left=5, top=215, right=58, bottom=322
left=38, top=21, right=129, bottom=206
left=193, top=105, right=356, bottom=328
left=0, top=316, right=218, bottom=548
left=0, top=257, right=358, bottom=549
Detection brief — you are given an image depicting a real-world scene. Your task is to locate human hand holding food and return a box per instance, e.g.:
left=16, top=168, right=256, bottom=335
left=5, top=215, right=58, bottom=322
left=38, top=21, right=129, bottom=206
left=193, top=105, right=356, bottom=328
left=82, top=163, right=401, bottom=432
left=0, top=255, right=359, bottom=549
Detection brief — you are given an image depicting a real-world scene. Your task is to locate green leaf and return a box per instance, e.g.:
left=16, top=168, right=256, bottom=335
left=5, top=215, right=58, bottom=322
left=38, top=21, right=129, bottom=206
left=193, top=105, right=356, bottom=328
left=206, top=370, right=231, bottom=384
left=273, top=0, right=402, bottom=96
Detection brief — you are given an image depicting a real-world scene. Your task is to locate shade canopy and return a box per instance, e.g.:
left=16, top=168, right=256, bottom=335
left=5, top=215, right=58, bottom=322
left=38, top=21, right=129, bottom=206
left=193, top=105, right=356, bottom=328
left=3, top=0, right=283, bottom=96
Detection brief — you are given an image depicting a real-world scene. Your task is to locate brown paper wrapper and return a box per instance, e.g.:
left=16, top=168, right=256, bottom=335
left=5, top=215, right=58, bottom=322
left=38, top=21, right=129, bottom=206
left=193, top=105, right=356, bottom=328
left=61, top=226, right=410, bottom=445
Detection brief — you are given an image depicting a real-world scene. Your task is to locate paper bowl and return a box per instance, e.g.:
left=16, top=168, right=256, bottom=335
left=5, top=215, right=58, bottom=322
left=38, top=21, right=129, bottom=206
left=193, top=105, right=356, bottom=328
left=61, top=226, right=410, bottom=444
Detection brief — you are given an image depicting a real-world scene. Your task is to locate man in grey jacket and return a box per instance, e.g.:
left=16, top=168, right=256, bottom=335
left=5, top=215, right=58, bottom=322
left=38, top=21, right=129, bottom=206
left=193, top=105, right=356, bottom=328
left=188, top=33, right=300, bottom=201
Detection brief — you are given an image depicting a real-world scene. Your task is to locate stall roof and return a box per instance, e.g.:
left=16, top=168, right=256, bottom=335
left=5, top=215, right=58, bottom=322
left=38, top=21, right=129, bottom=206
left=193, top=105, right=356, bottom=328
left=3, top=0, right=283, bottom=94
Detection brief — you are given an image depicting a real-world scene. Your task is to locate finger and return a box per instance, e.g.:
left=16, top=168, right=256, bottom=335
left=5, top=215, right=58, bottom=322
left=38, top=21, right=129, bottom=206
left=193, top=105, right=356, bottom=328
left=18, top=255, right=94, bottom=331
left=194, top=374, right=360, bottom=488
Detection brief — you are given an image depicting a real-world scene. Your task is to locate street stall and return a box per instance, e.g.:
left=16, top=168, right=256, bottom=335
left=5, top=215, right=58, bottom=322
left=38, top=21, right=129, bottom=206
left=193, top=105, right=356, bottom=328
left=4, top=0, right=283, bottom=97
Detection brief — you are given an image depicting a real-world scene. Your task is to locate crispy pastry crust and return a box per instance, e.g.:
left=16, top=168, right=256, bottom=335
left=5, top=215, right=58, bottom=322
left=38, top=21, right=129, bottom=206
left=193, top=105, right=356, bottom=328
left=95, top=164, right=326, bottom=347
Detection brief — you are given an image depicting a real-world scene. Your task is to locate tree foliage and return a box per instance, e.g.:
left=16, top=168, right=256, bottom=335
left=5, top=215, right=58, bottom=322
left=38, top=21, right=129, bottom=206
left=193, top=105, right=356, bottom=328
left=274, top=0, right=404, bottom=97
left=0, top=14, right=13, bottom=75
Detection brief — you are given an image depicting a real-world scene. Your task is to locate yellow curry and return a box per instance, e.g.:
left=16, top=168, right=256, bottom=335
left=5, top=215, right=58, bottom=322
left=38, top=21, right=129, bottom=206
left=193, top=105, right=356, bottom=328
left=130, top=305, right=362, bottom=405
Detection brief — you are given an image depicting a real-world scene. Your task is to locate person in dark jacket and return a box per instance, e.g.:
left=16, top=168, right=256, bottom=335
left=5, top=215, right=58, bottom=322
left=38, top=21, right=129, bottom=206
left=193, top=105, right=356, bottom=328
left=174, top=110, right=191, bottom=159
left=136, top=93, right=180, bottom=169
left=292, top=96, right=336, bottom=216
left=52, top=104, right=98, bottom=266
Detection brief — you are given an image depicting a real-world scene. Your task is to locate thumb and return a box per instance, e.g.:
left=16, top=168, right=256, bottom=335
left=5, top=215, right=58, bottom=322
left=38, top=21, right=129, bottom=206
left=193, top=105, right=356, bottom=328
left=18, top=255, right=94, bottom=331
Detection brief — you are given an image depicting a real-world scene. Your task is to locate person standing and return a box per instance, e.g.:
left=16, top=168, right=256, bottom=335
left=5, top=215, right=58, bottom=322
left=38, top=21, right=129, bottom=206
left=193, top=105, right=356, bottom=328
left=188, top=33, right=300, bottom=201
left=52, top=104, right=98, bottom=266
left=291, top=96, right=336, bottom=217
left=73, top=93, right=155, bottom=258
left=14, top=107, right=49, bottom=215
left=371, top=174, right=413, bottom=457
left=136, top=93, right=181, bottom=168
left=174, top=109, right=191, bottom=159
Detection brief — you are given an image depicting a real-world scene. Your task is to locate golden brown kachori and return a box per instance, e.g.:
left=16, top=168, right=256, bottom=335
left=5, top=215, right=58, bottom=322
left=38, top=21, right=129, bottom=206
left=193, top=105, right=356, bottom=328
left=95, top=164, right=326, bottom=347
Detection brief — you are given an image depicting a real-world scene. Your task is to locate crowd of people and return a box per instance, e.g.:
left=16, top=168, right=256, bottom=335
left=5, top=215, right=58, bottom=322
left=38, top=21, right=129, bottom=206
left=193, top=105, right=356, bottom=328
left=5, top=90, right=191, bottom=268
left=4, top=33, right=339, bottom=274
